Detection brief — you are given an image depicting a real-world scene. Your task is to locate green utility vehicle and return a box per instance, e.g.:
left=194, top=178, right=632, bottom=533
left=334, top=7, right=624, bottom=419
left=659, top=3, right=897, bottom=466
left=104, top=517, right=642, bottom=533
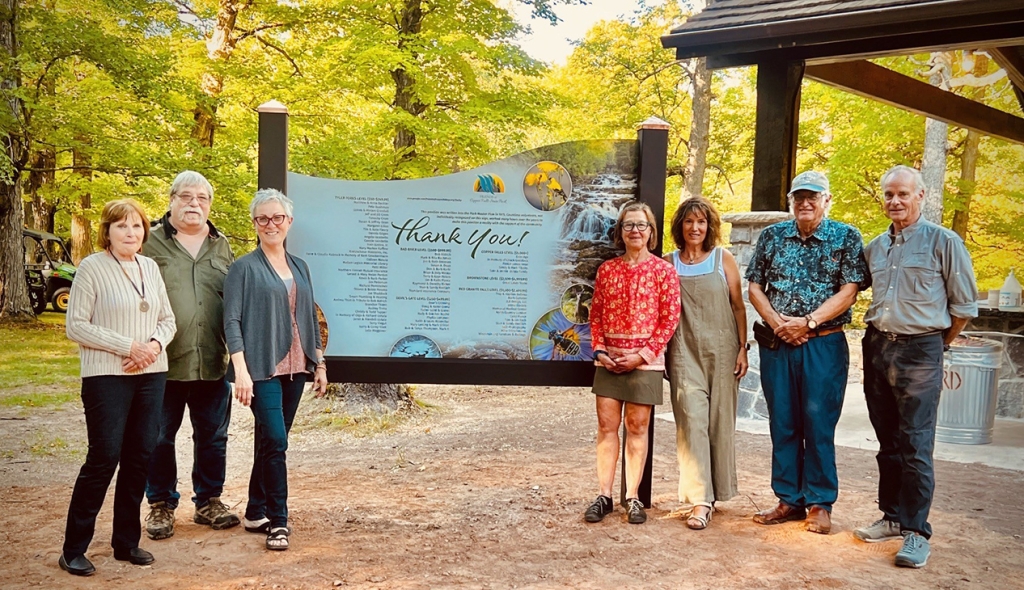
left=23, top=228, right=77, bottom=312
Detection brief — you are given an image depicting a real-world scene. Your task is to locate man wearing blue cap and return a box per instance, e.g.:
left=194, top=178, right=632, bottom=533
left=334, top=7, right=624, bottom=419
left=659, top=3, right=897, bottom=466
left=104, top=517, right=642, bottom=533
left=745, top=170, right=867, bottom=535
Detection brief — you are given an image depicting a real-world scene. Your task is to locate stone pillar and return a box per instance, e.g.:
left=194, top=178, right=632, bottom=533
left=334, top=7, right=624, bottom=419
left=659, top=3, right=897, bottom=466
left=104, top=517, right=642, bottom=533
left=722, top=211, right=792, bottom=420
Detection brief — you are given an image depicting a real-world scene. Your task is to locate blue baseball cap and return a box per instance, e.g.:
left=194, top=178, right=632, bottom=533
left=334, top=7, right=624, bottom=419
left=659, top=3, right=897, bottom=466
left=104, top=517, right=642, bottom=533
left=788, top=171, right=830, bottom=196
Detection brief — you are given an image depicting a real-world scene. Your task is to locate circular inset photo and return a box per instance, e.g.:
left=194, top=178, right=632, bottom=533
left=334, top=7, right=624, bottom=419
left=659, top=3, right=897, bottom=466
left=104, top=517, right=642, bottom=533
left=523, top=161, right=572, bottom=211
left=390, top=334, right=443, bottom=359
left=315, top=302, right=329, bottom=351
left=530, top=309, right=593, bottom=361
left=560, top=283, right=594, bottom=324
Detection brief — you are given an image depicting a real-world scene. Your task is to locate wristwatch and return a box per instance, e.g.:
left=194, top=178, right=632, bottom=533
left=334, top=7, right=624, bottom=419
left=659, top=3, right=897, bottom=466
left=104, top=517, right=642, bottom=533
left=805, top=315, right=818, bottom=330
left=741, top=342, right=750, bottom=351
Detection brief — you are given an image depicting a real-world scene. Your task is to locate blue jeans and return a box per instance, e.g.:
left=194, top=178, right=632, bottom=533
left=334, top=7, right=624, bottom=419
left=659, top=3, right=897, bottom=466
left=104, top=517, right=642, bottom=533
left=759, top=332, right=848, bottom=511
left=146, top=378, right=231, bottom=509
left=63, top=373, right=166, bottom=558
left=246, top=374, right=306, bottom=528
left=863, top=326, right=943, bottom=538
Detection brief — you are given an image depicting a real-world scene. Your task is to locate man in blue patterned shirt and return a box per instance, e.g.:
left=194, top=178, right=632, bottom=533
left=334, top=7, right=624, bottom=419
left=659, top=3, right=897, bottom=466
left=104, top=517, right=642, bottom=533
left=746, top=171, right=867, bottom=535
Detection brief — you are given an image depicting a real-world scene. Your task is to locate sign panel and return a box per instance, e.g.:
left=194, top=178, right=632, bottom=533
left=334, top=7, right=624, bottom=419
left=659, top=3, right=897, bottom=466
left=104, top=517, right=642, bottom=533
left=287, top=140, right=637, bottom=382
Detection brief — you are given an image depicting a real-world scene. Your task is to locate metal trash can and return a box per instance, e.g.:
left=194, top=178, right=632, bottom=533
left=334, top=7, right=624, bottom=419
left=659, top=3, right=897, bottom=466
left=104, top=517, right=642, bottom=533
left=936, top=337, right=1003, bottom=445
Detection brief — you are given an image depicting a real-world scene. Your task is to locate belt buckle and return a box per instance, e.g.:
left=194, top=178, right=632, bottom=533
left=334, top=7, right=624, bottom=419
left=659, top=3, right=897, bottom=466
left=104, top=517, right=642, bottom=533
left=884, top=332, right=898, bottom=342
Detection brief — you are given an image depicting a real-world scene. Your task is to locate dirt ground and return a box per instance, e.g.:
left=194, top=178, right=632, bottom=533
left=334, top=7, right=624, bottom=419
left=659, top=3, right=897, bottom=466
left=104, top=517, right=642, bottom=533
left=2, top=384, right=1023, bottom=589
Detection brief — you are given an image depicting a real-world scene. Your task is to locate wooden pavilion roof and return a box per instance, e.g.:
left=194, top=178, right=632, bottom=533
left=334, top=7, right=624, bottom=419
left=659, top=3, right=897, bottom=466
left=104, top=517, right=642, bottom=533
left=662, top=0, right=1024, bottom=70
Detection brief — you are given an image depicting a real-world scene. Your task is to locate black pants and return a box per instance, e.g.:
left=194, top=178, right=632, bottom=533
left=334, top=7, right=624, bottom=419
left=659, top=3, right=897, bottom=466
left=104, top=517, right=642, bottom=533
left=63, top=373, right=166, bottom=558
left=863, top=326, right=943, bottom=538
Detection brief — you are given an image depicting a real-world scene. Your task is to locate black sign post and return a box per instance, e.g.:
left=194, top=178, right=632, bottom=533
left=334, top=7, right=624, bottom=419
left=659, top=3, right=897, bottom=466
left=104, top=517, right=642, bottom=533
left=627, top=116, right=671, bottom=509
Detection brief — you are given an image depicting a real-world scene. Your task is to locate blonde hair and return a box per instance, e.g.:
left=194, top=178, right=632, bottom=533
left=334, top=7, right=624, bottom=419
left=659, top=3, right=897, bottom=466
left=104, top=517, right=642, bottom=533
left=613, top=201, right=659, bottom=251
left=97, top=199, right=150, bottom=250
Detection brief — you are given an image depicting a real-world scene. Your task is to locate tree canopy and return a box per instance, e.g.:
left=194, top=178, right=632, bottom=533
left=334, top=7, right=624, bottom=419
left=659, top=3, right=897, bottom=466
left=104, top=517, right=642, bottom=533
left=1, top=0, right=1021, bottom=320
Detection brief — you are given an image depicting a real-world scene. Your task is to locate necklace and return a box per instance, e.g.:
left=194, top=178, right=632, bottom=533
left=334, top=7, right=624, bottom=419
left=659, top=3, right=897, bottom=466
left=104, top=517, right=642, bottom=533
left=110, top=250, right=149, bottom=312
left=684, top=249, right=709, bottom=264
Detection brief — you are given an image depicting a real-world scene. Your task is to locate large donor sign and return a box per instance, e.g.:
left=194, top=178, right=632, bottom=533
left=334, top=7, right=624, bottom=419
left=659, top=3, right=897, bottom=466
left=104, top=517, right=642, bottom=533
left=286, top=141, right=638, bottom=384
left=257, top=103, right=670, bottom=385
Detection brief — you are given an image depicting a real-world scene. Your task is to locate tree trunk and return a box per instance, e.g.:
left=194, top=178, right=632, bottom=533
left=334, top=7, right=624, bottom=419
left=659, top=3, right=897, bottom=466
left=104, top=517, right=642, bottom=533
left=920, top=52, right=951, bottom=224
left=682, top=55, right=711, bottom=199
left=391, top=0, right=427, bottom=171
left=71, top=146, right=93, bottom=264
left=951, top=53, right=989, bottom=239
left=682, top=0, right=714, bottom=200
left=192, top=0, right=243, bottom=148
left=25, top=148, right=56, bottom=232
left=0, top=0, right=33, bottom=320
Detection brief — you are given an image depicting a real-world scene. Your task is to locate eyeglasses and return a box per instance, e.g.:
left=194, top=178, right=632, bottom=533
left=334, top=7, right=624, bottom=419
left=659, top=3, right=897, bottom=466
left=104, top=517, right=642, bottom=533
left=253, top=214, right=288, bottom=227
left=622, top=221, right=651, bottom=232
left=176, top=194, right=211, bottom=205
left=789, top=193, right=822, bottom=204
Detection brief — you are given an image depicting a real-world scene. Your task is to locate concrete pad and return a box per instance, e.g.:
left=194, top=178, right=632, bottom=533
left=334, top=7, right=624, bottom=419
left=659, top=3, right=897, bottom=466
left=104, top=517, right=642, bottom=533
left=656, top=382, right=1024, bottom=472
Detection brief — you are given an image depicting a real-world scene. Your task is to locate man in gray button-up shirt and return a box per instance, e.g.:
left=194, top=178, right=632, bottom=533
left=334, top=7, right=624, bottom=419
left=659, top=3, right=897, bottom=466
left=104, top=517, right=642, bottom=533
left=854, top=165, right=978, bottom=569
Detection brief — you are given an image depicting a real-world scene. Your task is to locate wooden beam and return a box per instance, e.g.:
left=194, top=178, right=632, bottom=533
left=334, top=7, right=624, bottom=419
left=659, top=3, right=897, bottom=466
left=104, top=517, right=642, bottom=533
left=990, top=46, right=1024, bottom=112
left=805, top=60, right=1024, bottom=145
left=751, top=60, right=803, bottom=212
left=705, top=25, right=1024, bottom=70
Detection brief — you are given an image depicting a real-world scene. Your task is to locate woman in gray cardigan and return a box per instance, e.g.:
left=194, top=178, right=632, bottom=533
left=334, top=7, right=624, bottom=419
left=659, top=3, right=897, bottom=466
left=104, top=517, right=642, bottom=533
left=224, top=189, right=328, bottom=551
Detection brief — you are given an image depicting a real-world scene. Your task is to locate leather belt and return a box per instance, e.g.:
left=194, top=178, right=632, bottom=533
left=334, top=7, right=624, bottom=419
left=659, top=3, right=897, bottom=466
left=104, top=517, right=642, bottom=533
left=805, top=326, right=844, bottom=339
left=869, top=325, right=942, bottom=342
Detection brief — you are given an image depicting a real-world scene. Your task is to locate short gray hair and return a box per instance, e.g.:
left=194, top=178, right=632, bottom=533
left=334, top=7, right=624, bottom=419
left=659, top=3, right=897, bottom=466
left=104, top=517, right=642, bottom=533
left=249, top=188, right=294, bottom=219
left=170, top=170, right=214, bottom=201
left=881, top=165, right=925, bottom=194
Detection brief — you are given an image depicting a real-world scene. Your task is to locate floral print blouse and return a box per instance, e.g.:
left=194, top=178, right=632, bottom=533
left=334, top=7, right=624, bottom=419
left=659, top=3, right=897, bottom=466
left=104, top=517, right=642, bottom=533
left=590, top=255, right=681, bottom=371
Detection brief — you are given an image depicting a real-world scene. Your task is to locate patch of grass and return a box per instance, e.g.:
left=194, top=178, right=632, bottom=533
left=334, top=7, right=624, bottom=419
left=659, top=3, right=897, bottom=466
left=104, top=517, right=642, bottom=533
left=0, top=313, right=79, bottom=395
left=310, top=407, right=412, bottom=437
left=30, top=435, right=72, bottom=457
left=0, top=390, right=78, bottom=409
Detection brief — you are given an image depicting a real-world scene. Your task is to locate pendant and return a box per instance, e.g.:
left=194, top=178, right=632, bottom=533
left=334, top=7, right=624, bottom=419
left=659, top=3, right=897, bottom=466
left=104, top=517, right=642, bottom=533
left=139, top=300, right=150, bottom=312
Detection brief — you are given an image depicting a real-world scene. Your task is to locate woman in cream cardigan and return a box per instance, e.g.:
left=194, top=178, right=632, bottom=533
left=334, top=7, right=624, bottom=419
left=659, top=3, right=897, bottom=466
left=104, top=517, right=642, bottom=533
left=60, top=199, right=176, bottom=576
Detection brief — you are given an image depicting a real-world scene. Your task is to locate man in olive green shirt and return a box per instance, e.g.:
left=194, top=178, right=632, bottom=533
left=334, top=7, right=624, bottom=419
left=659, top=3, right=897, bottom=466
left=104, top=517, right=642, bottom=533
left=143, top=171, right=240, bottom=539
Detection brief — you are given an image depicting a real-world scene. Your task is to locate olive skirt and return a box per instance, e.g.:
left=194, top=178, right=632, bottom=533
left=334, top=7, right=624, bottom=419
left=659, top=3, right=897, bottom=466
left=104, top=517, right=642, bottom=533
left=592, top=367, right=664, bottom=406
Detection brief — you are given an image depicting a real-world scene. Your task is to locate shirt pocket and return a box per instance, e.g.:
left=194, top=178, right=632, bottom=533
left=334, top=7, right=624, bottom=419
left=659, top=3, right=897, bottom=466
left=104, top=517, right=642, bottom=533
left=897, top=251, right=940, bottom=302
left=207, top=259, right=229, bottom=296
left=150, top=255, right=189, bottom=291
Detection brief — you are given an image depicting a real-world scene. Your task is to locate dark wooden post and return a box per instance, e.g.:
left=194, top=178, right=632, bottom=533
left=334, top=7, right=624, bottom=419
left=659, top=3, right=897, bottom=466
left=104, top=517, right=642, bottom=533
left=258, top=100, right=289, bottom=194
left=621, top=116, right=670, bottom=509
left=751, top=60, right=804, bottom=211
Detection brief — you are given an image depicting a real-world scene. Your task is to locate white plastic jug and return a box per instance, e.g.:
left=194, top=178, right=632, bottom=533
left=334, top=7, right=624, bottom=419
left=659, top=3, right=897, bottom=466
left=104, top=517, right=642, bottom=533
left=1000, top=268, right=1022, bottom=309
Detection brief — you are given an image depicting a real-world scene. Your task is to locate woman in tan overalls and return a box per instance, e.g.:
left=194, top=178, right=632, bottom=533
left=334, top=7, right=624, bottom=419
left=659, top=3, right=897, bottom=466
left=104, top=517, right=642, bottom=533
left=664, top=197, right=749, bottom=530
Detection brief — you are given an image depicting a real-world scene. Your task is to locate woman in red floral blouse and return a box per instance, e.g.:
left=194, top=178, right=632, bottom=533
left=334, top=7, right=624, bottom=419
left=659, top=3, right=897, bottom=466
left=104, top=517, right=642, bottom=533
left=583, top=202, right=681, bottom=525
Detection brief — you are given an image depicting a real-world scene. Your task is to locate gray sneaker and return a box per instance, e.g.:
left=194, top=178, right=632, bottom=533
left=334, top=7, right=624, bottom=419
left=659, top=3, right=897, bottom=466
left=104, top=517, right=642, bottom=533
left=194, top=497, right=241, bottom=530
left=895, top=532, right=930, bottom=568
left=145, top=502, right=175, bottom=540
left=853, top=518, right=902, bottom=543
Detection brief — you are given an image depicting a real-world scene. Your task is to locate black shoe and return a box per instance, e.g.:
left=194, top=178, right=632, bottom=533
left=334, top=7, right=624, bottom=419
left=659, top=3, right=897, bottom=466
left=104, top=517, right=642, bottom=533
left=584, top=495, right=614, bottom=523
left=625, top=498, right=647, bottom=524
left=113, top=547, right=155, bottom=565
left=59, top=554, right=95, bottom=576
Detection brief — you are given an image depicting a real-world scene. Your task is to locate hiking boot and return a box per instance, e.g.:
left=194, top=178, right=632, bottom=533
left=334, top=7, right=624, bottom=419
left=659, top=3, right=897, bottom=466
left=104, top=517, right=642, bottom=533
left=584, top=495, right=614, bottom=523
left=193, top=497, right=241, bottom=530
left=625, top=498, right=647, bottom=525
left=854, top=518, right=902, bottom=543
left=145, top=502, right=175, bottom=540
left=895, top=532, right=930, bottom=568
